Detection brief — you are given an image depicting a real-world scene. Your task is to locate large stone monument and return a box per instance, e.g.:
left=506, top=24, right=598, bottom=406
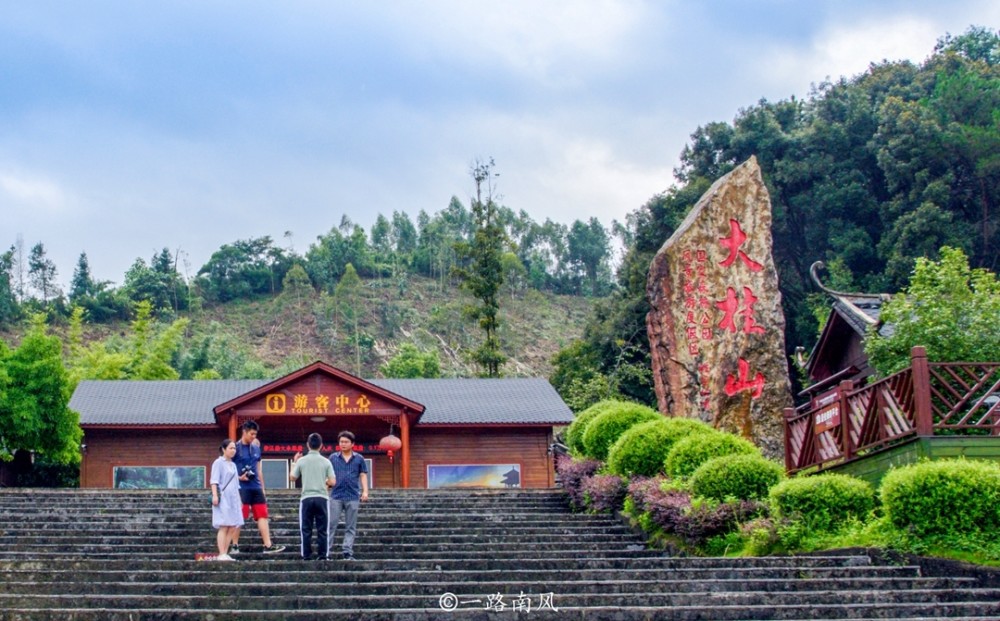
left=646, top=156, right=791, bottom=458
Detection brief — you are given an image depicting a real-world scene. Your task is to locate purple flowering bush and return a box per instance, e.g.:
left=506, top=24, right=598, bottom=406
left=673, top=498, right=768, bottom=546
left=624, top=475, right=767, bottom=550
left=556, top=455, right=601, bottom=510
left=581, top=473, right=627, bottom=514
left=627, top=476, right=692, bottom=534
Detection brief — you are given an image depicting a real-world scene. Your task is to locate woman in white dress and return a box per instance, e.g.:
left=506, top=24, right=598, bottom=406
left=210, top=439, right=242, bottom=561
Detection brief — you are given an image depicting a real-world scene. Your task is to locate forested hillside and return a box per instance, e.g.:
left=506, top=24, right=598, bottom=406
left=0, top=185, right=609, bottom=380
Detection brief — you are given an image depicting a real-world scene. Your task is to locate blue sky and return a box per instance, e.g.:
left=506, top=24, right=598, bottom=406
left=2, top=1, right=997, bottom=288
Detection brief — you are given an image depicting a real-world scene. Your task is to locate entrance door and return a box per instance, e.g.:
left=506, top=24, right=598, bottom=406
left=261, top=459, right=289, bottom=490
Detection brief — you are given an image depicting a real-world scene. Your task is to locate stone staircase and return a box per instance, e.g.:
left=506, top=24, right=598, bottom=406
left=0, top=488, right=998, bottom=620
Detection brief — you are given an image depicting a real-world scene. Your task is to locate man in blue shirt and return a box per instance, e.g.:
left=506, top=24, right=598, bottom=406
left=230, top=420, right=285, bottom=555
left=328, top=430, right=369, bottom=560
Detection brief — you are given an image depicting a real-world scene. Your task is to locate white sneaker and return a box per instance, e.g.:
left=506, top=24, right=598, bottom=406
left=216, top=553, right=235, bottom=561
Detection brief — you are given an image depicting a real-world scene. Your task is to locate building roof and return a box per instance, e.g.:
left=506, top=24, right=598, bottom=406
left=71, top=377, right=573, bottom=427
left=371, top=378, right=571, bottom=425
left=832, top=296, right=893, bottom=338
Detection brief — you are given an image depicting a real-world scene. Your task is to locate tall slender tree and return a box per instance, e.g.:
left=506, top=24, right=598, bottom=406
left=335, top=263, right=364, bottom=376
left=453, top=158, right=507, bottom=377
left=69, top=253, right=96, bottom=303
left=28, top=242, right=59, bottom=305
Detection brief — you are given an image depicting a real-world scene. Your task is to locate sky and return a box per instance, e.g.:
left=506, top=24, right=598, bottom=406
left=2, top=1, right=997, bottom=289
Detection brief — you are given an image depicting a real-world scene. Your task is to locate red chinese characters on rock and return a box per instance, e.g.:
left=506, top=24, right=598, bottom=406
left=680, top=248, right=714, bottom=413
left=719, top=219, right=763, bottom=272
left=724, top=358, right=766, bottom=398
left=715, top=286, right=766, bottom=335
left=717, top=218, right=767, bottom=399
left=680, top=248, right=712, bottom=357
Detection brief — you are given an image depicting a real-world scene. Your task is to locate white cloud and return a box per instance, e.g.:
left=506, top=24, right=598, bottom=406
left=0, top=170, right=70, bottom=212
left=813, top=17, right=941, bottom=75
left=379, top=0, right=651, bottom=83
left=751, top=10, right=1000, bottom=98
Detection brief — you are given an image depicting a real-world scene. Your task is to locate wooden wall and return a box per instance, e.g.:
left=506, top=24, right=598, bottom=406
left=80, top=425, right=557, bottom=489
left=81, top=428, right=224, bottom=488
left=407, top=427, right=555, bottom=489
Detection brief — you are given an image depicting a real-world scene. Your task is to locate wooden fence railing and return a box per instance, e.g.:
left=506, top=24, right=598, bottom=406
left=784, top=347, right=1000, bottom=474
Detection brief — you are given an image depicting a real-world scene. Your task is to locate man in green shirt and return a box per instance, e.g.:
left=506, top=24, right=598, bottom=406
left=290, top=433, right=336, bottom=560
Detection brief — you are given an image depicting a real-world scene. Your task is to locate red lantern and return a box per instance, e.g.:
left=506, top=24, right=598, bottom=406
left=380, top=425, right=402, bottom=463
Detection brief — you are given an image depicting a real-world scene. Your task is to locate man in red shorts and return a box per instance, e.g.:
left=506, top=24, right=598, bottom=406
left=229, top=420, right=285, bottom=555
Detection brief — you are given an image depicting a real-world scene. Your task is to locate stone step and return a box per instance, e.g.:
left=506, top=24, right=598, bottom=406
left=0, top=499, right=574, bottom=507
left=0, top=554, right=880, bottom=572
left=0, top=547, right=650, bottom=560
left=0, top=560, right=926, bottom=580
left=0, top=531, right=642, bottom=545
left=1, top=608, right=1000, bottom=621
left=2, top=590, right=1000, bottom=616
left=0, top=524, right=632, bottom=537
left=0, top=494, right=578, bottom=504
left=1, top=568, right=963, bottom=590
left=0, top=576, right=982, bottom=596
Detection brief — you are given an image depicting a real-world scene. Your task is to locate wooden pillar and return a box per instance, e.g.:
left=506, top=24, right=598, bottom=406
left=782, top=407, right=795, bottom=472
left=228, top=412, right=238, bottom=440
left=546, top=429, right=555, bottom=487
left=838, top=380, right=855, bottom=461
left=400, top=412, right=410, bottom=489
left=911, top=346, right=934, bottom=436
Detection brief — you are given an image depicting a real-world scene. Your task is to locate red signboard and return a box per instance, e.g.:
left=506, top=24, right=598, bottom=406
left=813, top=404, right=841, bottom=435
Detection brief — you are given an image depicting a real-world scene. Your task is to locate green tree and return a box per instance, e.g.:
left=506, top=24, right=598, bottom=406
left=69, top=253, right=96, bottom=302
left=518, top=218, right=569, bottom=291
left=125, top=301, right=189, bottom=380
left=380, top=343, right=441, bottom=378
left=28, top=242, right=60, bottom=306
left=391, top=210, right=418, bottom=258
left=413, top=200, right=469, bottom=289
left=934, top=26, right=1000, bottom=65
left=306, top=222, right=376, bottom=291
left=567, top=217, right=611, bottom=297
left=68, top=252, right=127, bottom=322
left=197, top=237, right=291, bottom=302
left=0, top=247, right=20, bottom=327
left=370, top=214, right=393, bottom=273
left=0, top=314, right=82, bottom=465
left=865, top=246, right=1000, bottom=375
left=280, top=263, right=315, bottom=364
left=500, top=252, right=527, bottom=300
left=335, top=263, right=365, bottom=376
left=178, top=322, right=268, bottom=380
left=66, top=306, right=130, bottom=383
left=453, top=159, right=507, bottom=377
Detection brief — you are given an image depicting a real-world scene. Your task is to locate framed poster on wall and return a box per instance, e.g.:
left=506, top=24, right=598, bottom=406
left=426, top=464, right=521, bottom=489
left=112, top=466, right=205, bottom=489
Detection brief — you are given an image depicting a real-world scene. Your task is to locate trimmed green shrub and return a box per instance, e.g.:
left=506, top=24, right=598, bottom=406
left=564, top=400, right=623, bottom=456
left=581, top=402, right=661, bottom=461
left=607, top=417, right=714, bottom=477
left=663, top=432, right=759, bottom=478
left=769, top=473, right=874, bottom=530
left=880, top=458, right=1000, bottom=538
left=690, top=453, right=785, bottom=502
